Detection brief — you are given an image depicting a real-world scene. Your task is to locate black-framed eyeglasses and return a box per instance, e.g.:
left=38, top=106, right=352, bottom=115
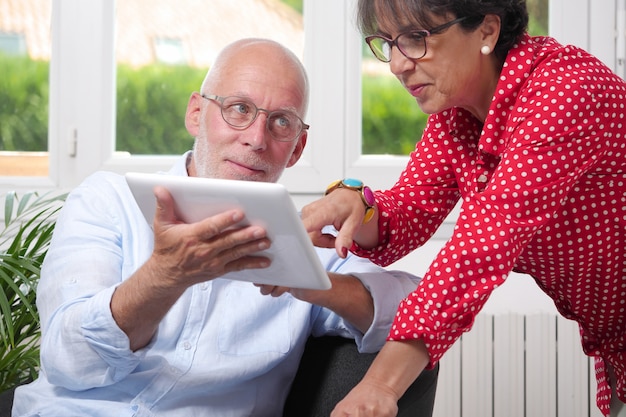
left=201, top=94, right=309, bottom=142
left=365, top=16, right=468, bottom=63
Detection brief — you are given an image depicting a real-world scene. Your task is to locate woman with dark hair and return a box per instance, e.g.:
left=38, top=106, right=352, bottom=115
left=301, top=1, right=626, bottom=416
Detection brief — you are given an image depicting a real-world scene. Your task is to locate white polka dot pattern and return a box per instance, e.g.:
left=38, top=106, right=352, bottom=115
left=353, top=34, right=626, bottom=416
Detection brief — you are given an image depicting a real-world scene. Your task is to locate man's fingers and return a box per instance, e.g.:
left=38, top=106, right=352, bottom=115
left=153, top=186, right=177, bottom=225
left=254, top=284, right=289, bottom=297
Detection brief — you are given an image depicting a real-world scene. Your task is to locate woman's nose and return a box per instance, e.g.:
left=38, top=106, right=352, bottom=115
left=389, top=48, right=415, bottom=76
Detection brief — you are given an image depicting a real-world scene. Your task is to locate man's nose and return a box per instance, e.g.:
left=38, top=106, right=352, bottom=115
left=243, top=111, right=270, bottom=150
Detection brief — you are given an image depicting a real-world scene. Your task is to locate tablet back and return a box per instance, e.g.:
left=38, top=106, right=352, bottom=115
left=125, top=172, right=331, bottom=290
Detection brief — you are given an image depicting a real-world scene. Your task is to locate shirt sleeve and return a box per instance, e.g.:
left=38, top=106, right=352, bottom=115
left=38, top=172, right=151, bottom=390
left=353, top=269, right=421, bottom=352
left=311, top=248, right=421, bottom=353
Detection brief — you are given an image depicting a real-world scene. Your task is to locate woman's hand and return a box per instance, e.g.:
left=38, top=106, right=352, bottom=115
left=301, top=189, right=378, bottom=258
left=331, top=340, right=430, bottom=417
left=331, top=379, right=399, bottom=417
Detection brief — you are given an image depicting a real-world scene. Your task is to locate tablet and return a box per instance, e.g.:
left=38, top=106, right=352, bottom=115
left=125, top=172, right=331, bottom=290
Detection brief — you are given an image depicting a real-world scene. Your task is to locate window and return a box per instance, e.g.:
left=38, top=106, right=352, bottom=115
left=0, top=32, right=26, bottom=56
left=0, top=0, right=620, bottom=196
left=153, top=38, right=186, bottom=65
left=0, top=2, right=50, bottom=179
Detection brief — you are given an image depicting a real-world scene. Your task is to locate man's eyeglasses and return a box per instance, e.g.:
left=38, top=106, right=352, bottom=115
left=365, top=16, right=468, bottom=63
left=201, top=94, right=309, bottom=142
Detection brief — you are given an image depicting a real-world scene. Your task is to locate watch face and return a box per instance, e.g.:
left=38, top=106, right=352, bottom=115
left=363, top=186, right=375, bottom=206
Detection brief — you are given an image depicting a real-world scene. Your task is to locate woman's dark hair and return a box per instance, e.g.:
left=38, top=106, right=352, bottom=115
left=357, top=0, right=528, bottom=61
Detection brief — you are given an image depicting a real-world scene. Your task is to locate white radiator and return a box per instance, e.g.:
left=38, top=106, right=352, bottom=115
left=431, top=313, right=603, bottom=417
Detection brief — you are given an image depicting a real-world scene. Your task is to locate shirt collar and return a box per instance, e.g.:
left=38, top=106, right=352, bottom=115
left=480, top=33, right=536, bottom=158
left=166, top=151, right=192, bottom=176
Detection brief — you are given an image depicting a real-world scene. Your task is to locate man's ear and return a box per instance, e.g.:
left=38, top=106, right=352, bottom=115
left=184, top=92, right=203, bottom=138
left=286, top=130, right=307, bottom=168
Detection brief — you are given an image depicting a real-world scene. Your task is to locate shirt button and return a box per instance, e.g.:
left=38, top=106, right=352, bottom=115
left=183, top=341, right=192, bottom=350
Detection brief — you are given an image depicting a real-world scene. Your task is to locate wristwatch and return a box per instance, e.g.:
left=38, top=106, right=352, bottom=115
left=325, top=178, right=376, bottom=224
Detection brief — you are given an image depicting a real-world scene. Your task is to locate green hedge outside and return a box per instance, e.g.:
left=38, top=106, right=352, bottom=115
left=0, top=55, right=49, bottom=152
left=1, top=54, right=425, bottom=156
left=116, top=64, right=205, bottom=155
left=362, top=74, right=426, bottom=155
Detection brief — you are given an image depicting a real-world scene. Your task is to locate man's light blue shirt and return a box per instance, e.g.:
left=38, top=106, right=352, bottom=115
left=13, top=154, right=420, bottom=417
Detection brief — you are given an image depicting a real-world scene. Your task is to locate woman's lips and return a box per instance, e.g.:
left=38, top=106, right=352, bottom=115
left=408, top=84, right=427, bottom=97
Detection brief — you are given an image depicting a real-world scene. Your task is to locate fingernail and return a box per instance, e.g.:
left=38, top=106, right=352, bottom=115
left=341, top=247, right=348, bottom=258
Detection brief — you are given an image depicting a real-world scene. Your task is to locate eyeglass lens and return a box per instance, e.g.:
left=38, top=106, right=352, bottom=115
left=368, top=31, right=426, bottom=62
left=367, top=17, right=468, bottom=62
left=220, top=97, right=303, bottom=142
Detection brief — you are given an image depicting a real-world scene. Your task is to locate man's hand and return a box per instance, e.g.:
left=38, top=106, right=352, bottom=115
left=111, top=186, right=272, bottom=351
left=254, top=284, right=291, bottom=297
left=255, top=273, right=374, bottom=333
left=151, top=185, right=271, bottom=288
left=253, top=284, right=330, bottom=301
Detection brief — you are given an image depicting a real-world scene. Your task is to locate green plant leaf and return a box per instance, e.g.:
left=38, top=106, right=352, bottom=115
left=0, top=190, right=66, bottom=392
left=3, top=192, right=15, bottom=229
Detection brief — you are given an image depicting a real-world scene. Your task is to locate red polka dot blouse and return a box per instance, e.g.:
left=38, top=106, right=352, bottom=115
left=355, top=34, right=626, bottom=416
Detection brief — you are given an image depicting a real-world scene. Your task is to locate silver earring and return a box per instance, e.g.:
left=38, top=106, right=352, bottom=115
left=481, top=45, right=492, bottom=55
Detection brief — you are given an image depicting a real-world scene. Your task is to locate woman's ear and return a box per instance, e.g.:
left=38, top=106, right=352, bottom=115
left=480, top=14, right=501, bottom=52
left=184, top=92, right=203, bottom=138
